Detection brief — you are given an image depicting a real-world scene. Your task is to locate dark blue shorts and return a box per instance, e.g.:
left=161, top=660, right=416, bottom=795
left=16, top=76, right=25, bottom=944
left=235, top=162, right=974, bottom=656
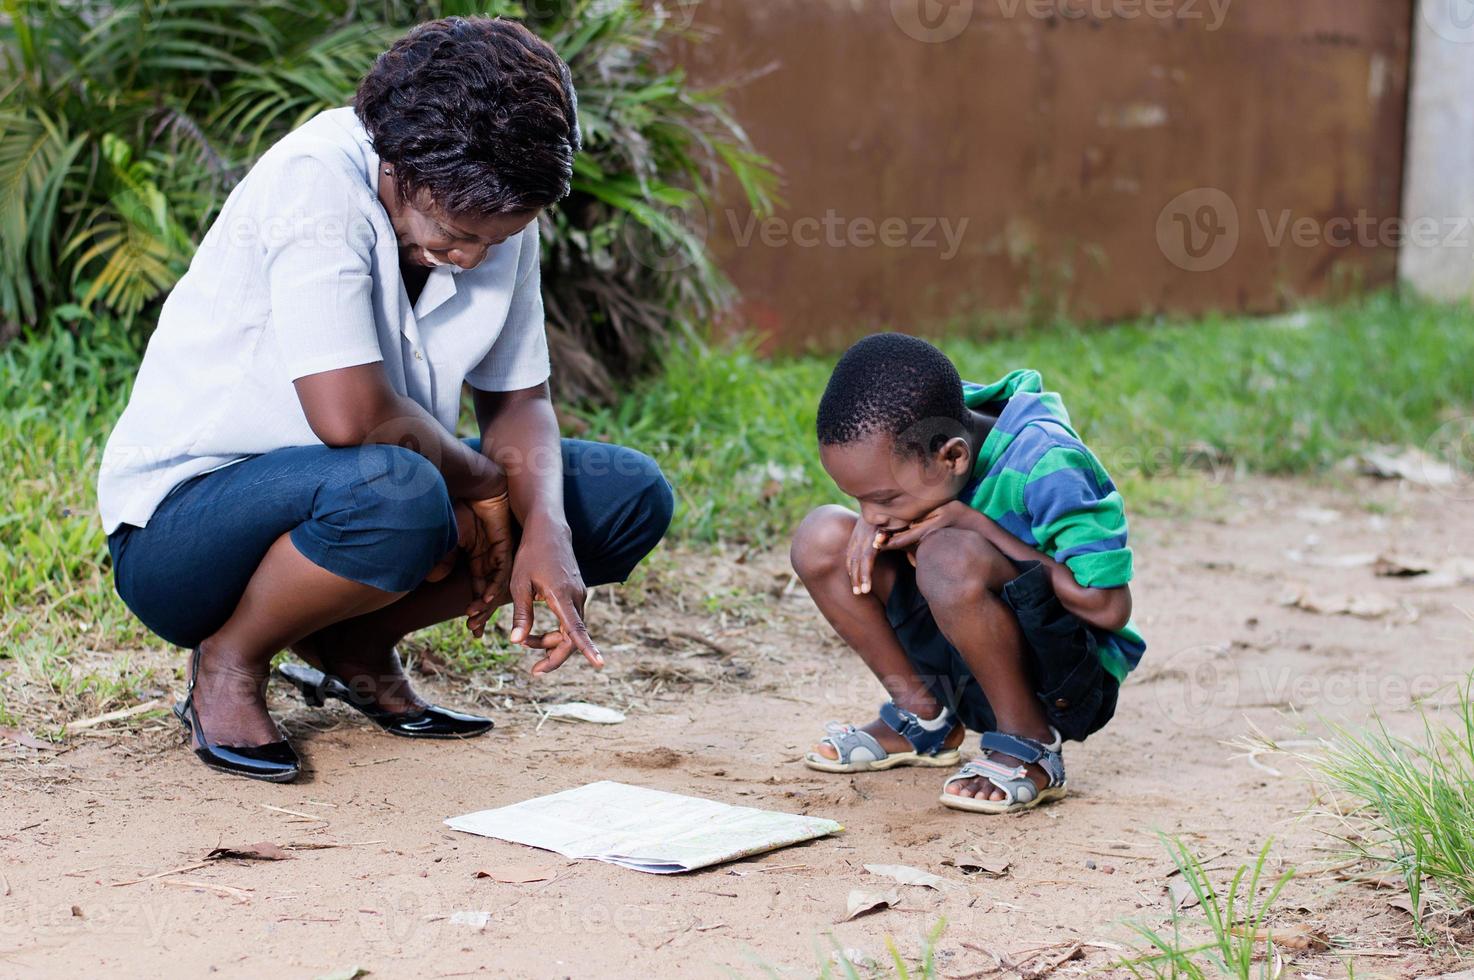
left=109, top=438, right=673, bottom=649
left=884, top=558, right=1119, bottom=742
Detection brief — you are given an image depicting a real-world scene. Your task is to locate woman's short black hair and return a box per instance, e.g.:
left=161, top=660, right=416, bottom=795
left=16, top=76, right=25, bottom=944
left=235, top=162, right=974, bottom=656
left=817, top=333, right=966, bottom=456
left=354, top=16, right=580, bottom=217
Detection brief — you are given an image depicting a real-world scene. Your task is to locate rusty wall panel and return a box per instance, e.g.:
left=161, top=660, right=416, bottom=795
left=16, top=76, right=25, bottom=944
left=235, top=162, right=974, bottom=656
left=675, top=0, right=1412, bottom=350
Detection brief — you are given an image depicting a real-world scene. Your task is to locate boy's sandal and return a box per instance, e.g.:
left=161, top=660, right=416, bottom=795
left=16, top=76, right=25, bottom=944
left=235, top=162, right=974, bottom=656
left=939, top=728, right=1067, bottom=814
left=803, top=701, right=961, bottom=773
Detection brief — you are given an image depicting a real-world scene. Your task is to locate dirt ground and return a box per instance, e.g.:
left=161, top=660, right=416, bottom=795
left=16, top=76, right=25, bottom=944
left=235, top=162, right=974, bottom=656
left=4, top=475, right=1474, bottom=979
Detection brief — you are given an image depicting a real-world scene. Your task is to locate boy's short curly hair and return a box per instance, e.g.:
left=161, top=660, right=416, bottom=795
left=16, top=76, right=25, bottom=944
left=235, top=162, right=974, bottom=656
left=354, top=16, right=580, bottom=217
left=817, top=333, right=966, bottom=456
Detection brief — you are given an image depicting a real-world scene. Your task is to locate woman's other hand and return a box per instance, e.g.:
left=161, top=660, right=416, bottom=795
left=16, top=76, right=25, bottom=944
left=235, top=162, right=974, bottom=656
left=458, top=493, right=515, bottom=637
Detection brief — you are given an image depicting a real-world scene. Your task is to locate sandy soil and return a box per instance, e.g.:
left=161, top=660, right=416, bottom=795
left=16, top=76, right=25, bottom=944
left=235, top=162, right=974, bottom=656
left=4, top=476, right=1474, bottom=979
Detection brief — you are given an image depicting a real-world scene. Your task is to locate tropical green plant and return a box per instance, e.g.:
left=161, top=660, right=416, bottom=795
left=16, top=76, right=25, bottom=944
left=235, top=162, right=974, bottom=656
left=0, top=0, right=775, bottom=396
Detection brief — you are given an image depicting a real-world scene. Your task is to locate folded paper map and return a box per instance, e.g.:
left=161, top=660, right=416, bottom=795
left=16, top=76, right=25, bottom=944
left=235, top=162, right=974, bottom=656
left=445, top=780, right=842, bottom=874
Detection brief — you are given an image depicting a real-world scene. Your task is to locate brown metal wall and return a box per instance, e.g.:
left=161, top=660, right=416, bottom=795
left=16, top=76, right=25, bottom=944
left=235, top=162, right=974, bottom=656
left=675, top=0, right=1412, bottom=350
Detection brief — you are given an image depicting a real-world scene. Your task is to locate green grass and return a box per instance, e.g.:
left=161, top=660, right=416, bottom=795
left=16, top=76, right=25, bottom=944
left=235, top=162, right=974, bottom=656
left=1312, top=676, right=1474, bottom=939
left=735, top=918, right=946, bottom=978
left=572, top=292, right=1474, bottom=545
left=1120, top=837, right=1295, bottom=979
left=3, top=293, right=1473, bottom=725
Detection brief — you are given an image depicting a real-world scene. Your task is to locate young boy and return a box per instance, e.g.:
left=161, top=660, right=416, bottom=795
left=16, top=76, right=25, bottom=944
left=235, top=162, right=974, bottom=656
left=791, top=333, right=1144, bottom=813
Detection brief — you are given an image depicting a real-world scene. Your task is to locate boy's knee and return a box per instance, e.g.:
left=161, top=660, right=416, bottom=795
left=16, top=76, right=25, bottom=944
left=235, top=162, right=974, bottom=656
left=790, top=505, right=855, bottom=580
left=914, top=528, right=1008, bottom=608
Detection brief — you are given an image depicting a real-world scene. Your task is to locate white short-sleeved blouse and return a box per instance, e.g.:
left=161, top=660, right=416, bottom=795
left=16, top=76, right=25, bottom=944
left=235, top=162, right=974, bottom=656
left=98, top=107, right=551, bottom=534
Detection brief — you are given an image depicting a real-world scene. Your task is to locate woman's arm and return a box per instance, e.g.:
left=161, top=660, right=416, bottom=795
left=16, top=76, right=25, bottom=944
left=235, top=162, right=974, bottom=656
left=294, top=363, right=506, bottom=500
left=473, top=383, right=564, bottom=529
left=472, top=383, right=604, bottom=675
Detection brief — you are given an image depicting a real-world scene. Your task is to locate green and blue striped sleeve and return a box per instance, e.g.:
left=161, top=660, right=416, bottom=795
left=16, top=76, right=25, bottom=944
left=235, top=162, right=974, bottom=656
left=1022, top=445, right=1133, bottom=588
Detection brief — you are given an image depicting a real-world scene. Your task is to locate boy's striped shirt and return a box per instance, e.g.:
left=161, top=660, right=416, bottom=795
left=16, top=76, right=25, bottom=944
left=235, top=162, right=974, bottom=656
left=963, top=369, right=1145, bottom=681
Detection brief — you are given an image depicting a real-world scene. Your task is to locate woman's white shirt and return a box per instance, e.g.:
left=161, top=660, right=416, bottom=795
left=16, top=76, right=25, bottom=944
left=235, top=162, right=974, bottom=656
left=98, top=107, right=551, bottom=535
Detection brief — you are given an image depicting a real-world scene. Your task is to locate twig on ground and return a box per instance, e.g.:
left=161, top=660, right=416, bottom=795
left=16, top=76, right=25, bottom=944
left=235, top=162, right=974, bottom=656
left=160, top=878, right=253, bottom=901
left=65, top=700, right=165, bottom=732
left=1020, top=942, right=1083, bottom=979
left=260, top=803, right=325, bottom=821
left=111, top=862, right=211, bottom=887
left=669, top=630, right=737, bottom=661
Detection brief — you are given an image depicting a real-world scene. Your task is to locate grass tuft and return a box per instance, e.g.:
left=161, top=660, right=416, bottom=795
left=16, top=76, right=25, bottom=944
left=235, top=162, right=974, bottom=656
left=1120, top=837, right=1294, bottom=979
left=1312, top=676, right=1474, bottom=937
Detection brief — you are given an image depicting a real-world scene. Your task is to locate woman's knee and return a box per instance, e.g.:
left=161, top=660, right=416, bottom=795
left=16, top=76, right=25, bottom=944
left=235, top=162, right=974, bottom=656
left=569, top=443, right=674, bottom=584
left=790, top=505, right=856, bottom=581
left=307, top=445, right=457, bottom=586
left=631, top=453, right=675, bottom=546
left=616, top=453, right=674, bottom=569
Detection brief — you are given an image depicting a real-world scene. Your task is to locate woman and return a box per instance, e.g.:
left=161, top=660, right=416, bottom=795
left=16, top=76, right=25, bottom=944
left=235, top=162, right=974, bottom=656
left=97, top=17, right=673, bottom=782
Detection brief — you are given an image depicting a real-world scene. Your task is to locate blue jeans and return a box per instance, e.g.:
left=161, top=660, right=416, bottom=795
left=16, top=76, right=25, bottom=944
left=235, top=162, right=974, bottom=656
left=109, top=438, right=674, bottom=648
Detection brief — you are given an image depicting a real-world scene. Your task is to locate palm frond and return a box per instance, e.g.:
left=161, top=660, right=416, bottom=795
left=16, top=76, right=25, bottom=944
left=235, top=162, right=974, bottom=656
left=0, top=0, right=777, bottom=402
left=0, top=108, right=87, bottom=323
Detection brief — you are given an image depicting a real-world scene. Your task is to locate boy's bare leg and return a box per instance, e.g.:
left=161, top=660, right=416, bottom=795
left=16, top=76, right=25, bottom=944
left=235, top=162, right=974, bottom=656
left=790, top=506, right=966, bottom=759
left=910, top=527, right=1054, bottom=802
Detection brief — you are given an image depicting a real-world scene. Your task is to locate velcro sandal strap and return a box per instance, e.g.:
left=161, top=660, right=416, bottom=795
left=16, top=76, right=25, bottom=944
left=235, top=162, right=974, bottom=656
left=959, top=758, right=1029, bottom=782
left=878, top=701, right=954, bottom=757
left=820, top=724, right=888, bottom=765
left=946, top=759, right=1038, bottom=805
left=980, top=728, right=1066, bottom=788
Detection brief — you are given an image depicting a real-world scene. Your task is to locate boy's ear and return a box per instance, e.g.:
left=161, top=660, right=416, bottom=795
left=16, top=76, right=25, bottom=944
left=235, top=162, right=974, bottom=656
left=936, top=436, right=971, bottom=477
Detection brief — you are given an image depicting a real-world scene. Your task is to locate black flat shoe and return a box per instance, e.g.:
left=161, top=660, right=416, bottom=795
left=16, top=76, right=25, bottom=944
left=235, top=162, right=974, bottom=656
left=174, top=648, right=301, bottom=783
left=274, top=662, right=494, bottom=740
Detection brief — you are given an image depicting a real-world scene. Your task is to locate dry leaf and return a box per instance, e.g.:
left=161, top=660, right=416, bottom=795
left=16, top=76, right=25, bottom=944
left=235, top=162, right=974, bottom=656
left=864, top=863, right=954, bottom=891
left=830, top=948, right=877, bottom=970
left=449, top=909, right=491, bottom=930
left=207, top=842, right=293, bottom=862
left=1168, top=879, right=1200, bottom=911
left=1285, top=550, right=1378, bottom=569
left=1279, top=584, right=1396, bottom=619
left=1373, top=554, right=1474, bottom=589
left=1372, top=553, right=1435, bottom=577
left=843, top=888, right=900, bottom=922
left=1355, top=447, right=1458, bottom=487
left=0, top=728, right=57, bottom=751
left=314, top=969, right=368, bottom=980
left=1228, top=923, right=1330, bottom=952
left=943, top=854, right=1011, bottom=877
left=474, top=865, right=555, bottom=884
left=1388, top=894, right=1426, bottom=921
left=542, top=702, right=626, bottom=724
left=1293, top=506, right=1342, bottom=526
